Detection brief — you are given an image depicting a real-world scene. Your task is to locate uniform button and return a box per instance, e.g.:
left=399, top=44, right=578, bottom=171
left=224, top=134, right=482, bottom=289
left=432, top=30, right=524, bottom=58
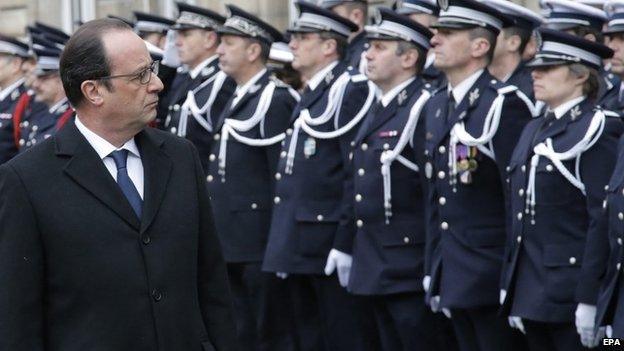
left=32, top=125, right=38, bottom=131
left=355, top=194, right=363, bottom=202
left=286, top=128, right=293, bottom=135
left=546, top=164, right=553, bottom=172
left=206, top=175, right=213, bottom=182
left=361, top=143, right=368, bottom=151
left=439, top=197, right=446, bottom=205
left=274, top=196, right=281, bottom=204
left=569, top=257, right=576, bottom=265
left=152, top=289, right=162, bottom=301
left=173, top=104, right=180, bottom=111
left=606, top=185, right=610, bottom=191
left=316, top=214, right=324, bottom=221
left=618, top=238, right=623, bottom=246
left=32, top=139, right=36, bottom=144
left=519, top=189, right=524, bottom=197
left=350, top=141, right=355, bottom=147
left=383, top=143, right=390, bottom=150
left=251, top=203, right=258, bottom=210
left=26, top=141, right=31, bottom=147
left=617, top=263, right=621, bottom=271
left=619, top=212, right=623, bottom=220
left=142, top=235, right=151, bottom=245
left=517, top=212, right=523, bottom=220
left=438, top=145, right=446, bottom=154
left=358, top=168, right=365, bottom=176
left=209, top=154, right=216, bottom=162
left=517, top=236, right=522, bottom=243
left=403, top=237, right=410, bottom=244
left=521, top=165, right=526, bottom=173
left=18, top=121, right=23, bottom=127
left=275, top=173, right=282, bottom=180
left=170, top=127, right=177, bottom=134
left=438, top=171, right=445, bottom=179
left=440, top=222, right=449, bottom=230
left=23, top=121, right=29, bottom=127
left=280, top=151, right=287, bottom=158
left=356, top=219, right=364, bottom=228
left=214, top=133, right=220, bottom=140
left=506, top=166, right=511, bottom=172
left=18, top=139, right=25, bottom=146
left=349, top=152, right=353, bottom=161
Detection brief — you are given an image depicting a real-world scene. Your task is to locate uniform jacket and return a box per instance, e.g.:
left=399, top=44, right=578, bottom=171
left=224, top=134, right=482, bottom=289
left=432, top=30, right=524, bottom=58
left=598, top=69, right=620, bottom=108
left=500, top=99, right=623, bottom=323
left=506, top=61, right=534, bottom=100
left=263, top=61, right=372, bottom=274
left=0, top=123, right=238, bottom=351
left=0, top=81, right=26, bottom=164
left=346, top=31, right=368, bottom=72
left=348, top=77, right=430, bottom=295
left=421, top=61, right=446, bottom=90
left=207, top=71, right=298, bottom=263
left=423, top=70, right=533, bottom=309
left=18, top=99, right=74, bottom=154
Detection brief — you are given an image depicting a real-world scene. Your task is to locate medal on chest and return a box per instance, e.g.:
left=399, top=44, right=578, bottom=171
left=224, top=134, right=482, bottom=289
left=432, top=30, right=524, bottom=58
left=304, top=137, right=316, bottom=158
left=455, top=144, right=479, bottom=184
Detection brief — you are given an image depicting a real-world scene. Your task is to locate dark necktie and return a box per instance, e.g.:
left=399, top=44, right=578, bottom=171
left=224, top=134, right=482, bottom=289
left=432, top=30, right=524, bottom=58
left=109, top=150, right=142, bottom=218
left=446, top=90, right=456, bottom=122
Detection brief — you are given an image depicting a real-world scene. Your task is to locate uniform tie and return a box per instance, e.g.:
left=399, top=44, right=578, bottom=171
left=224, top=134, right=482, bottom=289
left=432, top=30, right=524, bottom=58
left=447, top=90, right=456, bottom=121
left=109, top=150, right=142, bottom=218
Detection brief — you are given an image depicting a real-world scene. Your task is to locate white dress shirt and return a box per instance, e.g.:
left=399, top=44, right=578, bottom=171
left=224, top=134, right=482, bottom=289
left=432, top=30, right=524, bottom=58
left=189, top=55, right=219, bottom=80
left=306, top=61, right=339, bottom=91
left=380, top=77, right=415, bottom=107
left=231, top=68, right=268, bottom=108
left=552, top=95, right=586, bottom=120
left=448, top=69, right=484, bottom=105
left=74, top=117, right=144, bottom=199
left=0, top=78, right=24, bottom=101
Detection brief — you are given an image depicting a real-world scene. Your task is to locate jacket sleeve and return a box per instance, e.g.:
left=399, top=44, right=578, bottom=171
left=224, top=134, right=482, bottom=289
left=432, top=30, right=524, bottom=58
left=0, top=164, right=45, bottom=350
left=190, top=141, right=240, bottom=351
left=576, top=118, right=624, bottom=304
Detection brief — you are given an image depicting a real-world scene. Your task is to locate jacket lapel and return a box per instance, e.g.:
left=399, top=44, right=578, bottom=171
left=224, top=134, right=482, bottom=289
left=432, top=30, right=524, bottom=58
left=215, top=71, right=270, bottom=132
left=57, top=123, right=141, bottom=230
left=533, top=99, right=587, bottom=144
left=292, top=62, right=348, bottom=123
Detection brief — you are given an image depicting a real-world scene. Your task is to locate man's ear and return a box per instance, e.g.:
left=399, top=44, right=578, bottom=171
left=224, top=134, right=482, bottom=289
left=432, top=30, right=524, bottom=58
left=349, top=8, right=365, bottom=27
left=322, top=38, right=338, bottom=57
left=471, top=37, right=491, bottom=59
left=80, top=80, right=104, bottom=106
left=247, top=42, right=262, bottom=63
left=583, top=33, right=597, bottom=42
left=204, top=31, right=219, bottom=50
left=401, top=48, right=419, bottom=69
left=508, top=34, right=522, bottom=53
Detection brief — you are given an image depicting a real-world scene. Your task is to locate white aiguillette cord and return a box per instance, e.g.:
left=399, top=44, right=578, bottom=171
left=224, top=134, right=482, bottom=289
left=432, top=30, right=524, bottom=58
left=285, top=73, right=376, bottom=174
left=177, top=71, right=228, bottom=137
left=380, top=89, right=431, bottom=224
left=525, top=110, right=605, bottom=224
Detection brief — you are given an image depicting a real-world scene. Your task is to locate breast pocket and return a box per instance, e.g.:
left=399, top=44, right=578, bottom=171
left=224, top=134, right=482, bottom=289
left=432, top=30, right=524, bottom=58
left=534, top=160, right=579, bottom=206
left=295, top=200, right=341, bottom=257
left=543, top=243, right=584, bottom=304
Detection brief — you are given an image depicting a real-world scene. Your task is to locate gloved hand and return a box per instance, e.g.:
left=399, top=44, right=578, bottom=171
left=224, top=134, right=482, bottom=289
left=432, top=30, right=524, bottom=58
left=324, top=249, right=352, bottom=288
left=575, top=303, right=601, bottom=348
left=423, top=275, right=431, bottom=293
left=508, top=316, right=525, bottom=334
left=500, top=289, right=507, bottom=305
left=276, top=272, right=288, bottom=279
left=161, top=29, right=181, bottom=68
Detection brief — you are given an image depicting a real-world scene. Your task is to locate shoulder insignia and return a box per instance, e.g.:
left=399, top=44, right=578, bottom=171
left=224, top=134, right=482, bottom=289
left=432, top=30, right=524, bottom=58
left=468, top=88, right=480, bottom=106
left=397, top=89, right=408, bottom=105
left=570, top=105, right=581, bottom=121
left=325, top=71, right=334, bottom=85
left=269, top=75, right=289, bottom=88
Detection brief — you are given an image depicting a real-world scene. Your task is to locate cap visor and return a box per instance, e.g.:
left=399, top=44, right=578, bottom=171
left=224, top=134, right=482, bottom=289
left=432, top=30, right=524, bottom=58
left=216, top=27, right=248, bottom=37
left=526, top=57, right=570, bottom=68
left=430, top=21, right=477, bottom=30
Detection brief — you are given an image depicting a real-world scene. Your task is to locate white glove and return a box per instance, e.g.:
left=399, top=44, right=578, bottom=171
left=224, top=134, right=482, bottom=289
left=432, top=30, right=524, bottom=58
left=500, top=289, right=507, bottom=305
left=161, top=29, right=180, bottom=68
left=324, top=249, right=352, bottom=288
left=508, top=316, right=526, bottom=334
left=276, top=272, right=288, bottom=279
left=423, top=275, right=431, bottom=292
left=576, top=303, right=601, bottom=348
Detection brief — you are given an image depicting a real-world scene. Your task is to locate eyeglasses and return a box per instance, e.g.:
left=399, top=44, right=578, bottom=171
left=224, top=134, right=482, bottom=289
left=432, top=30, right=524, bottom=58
left=98, top=60, right=159, bottom=85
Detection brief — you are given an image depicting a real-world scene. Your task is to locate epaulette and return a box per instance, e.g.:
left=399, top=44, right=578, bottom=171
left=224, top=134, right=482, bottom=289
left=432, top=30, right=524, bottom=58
left=488, top=78, right=508, bottom=91
left=269, top=75, right=289, bottom=88
left=350, top=72, right=367, bottom=83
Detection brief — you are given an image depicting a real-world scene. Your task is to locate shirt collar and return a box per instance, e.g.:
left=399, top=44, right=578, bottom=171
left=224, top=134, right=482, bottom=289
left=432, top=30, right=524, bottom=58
left=448, top=69, right=484, bottom=105
left=552, top=95, right=586, bottom=120
left=234, top=68, right=267, bottom=99
left=189, top=54, right=218, bottom=79
left=74, top=116, right=141, bottom=160
left=48, top=97, right=68, bottom=114
left=380, top=77, right=415, bottom=107
left=0, top=78, right=24, bottom=101
left=306, top=61, right=339, bottom=91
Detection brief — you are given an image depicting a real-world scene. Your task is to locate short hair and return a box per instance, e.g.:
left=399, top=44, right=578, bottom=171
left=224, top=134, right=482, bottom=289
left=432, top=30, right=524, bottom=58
left=570, top=26, right=604, bottom=44
left=319, top=31, right=348, bottom=60
left=468, top=27, right=497, bottom=63
left=568, top=63, right=600, bottom=101
left=344, top=2, right=368, bottom=25
left=246, top=37, right=271, bottom=64
left=395, top=40, right=427, bottom=74
left=502, top=26, right=532, bottom=55
left=60, top=18, right=132, bottom=107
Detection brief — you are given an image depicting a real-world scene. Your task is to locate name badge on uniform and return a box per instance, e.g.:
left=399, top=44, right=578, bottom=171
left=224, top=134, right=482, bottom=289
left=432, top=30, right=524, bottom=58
left=425, top=162, right=433, bottom=179
left=304, top=137, right=316, bottom=158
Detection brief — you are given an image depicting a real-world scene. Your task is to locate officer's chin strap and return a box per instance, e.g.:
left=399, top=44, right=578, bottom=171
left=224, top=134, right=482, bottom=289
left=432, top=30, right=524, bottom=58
left=525, top=110, right=605, bottom=224
left=177, top=71, right=228, bottom=138
left=285, top=74, right=376, bottom=174
left=380, top=89, right=431, bottom=224
left=217, top=82, right=287, bottom=182
left=448, top=86, right=537, bottom=192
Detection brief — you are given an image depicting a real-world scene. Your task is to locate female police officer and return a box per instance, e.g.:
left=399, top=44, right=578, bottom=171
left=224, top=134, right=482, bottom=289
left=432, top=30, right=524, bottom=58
left=499, top=28, right=623, bottom=350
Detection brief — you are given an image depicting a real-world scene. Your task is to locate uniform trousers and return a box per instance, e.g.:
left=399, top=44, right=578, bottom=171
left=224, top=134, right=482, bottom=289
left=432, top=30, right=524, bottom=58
left=227, top=262, right=298, bottom=351
left=523, top=320, right=607, bottom=351
left=450, top=306, right=529, bottom=351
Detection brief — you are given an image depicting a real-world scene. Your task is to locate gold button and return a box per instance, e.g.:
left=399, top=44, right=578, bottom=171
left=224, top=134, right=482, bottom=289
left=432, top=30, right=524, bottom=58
left=439, top=197, right=446, bottom=205
left=358, top=168, right=365, bottom=176
left=438, top=146, right=446, bottom=154
left=361, top=143, right=368, bottom=151
left=355, top=194, right=362, bottom=202
left=440, top=222, right=449, bottom=230
left=569, top=257, right=576, bottom=265
left=317, top=215, right=324, bottom=221
left=438, top=171, right=445, bottom=179
left=275, top=173, right=282, bottom=180
left=356, top=219, right=364, bottom=228
left=274, top=196, right=281, bottom=204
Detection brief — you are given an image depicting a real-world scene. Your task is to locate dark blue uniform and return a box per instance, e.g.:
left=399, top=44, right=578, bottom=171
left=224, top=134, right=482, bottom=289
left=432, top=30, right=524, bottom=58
left=598, top=69, right=620, bottom=108
left=346, top=31, right=368, bottom=72
left=506, top=61, right=535, bottom=100
left=424, top=70, right=532, bottom=351
left=422, top=59, right=446, bottom=90
left=0, top=81, right=25, bottom=164
left=18, top=99, right=72, bottom=153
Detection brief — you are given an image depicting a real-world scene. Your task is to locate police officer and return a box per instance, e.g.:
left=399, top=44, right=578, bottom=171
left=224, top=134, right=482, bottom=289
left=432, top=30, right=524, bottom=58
left=602, top=1, right=624, bottom=112
left=0, top=35, right=30, bottom=164
left=319, top=0, right=369, bottom=72
left=262, top=1, right=375, bottom=350
left=483, top=0, right=543, bottom=98
left=395, top=0, right=446, bottom=88
left=348, top=8, right=447, bottom=350
left=133, top=11, right=175, bottom=49
left=206, top=5, right=300, bottom=350
left=422, top=0, right=534, bottom=349
left=543, top=0, right=620, bottom=106
left=500, top=28, right=622, bottom=350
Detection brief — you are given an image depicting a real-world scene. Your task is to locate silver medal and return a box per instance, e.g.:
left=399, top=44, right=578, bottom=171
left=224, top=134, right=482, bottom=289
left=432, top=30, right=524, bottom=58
left=303, top=137, right=316, bottom=158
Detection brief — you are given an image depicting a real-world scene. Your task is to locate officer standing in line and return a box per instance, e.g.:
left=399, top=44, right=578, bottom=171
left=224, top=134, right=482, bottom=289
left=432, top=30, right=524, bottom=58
left=157, top=2, right=235, bottom=139
left=601, top=0, right=624, bottom=113
left=0, top=35, right=30, bottom=164
left=347, top=8, right=451, bottom=350
left=483, top=0, right=543, bottom=99
left=262, top=1, right=376, bottom=350
left=500, top=29, right=622, bottom=350
left=395, top=0, right=446, bottom=88
left=206, top=5, right=300, bottom=350
left=421, top=0, right=534, bottom=349
left=543, top=0, right=620, bottom=106
left=320, top=0, right=369, bottom=73
left=133, top=11, right=175, bottom=50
